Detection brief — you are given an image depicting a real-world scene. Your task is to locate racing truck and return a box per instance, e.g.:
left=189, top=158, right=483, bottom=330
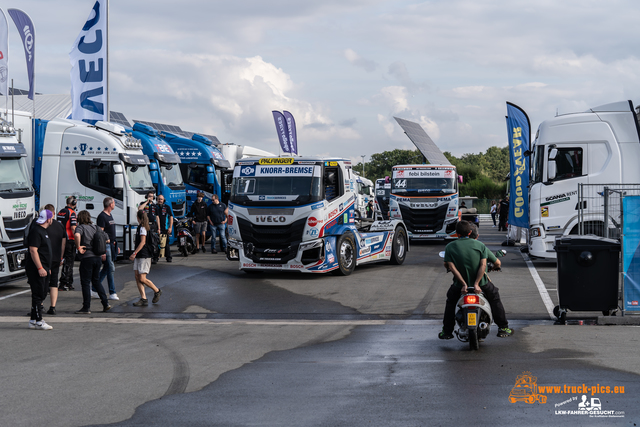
left=226, top=157, right=409, bottom=275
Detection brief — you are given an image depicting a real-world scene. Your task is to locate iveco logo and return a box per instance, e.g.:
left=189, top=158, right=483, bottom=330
left=256, top=216, right=286, bottom=223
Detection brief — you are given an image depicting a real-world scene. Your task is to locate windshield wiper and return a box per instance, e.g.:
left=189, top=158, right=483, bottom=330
left=14, top=187, right=32, bottom=191
left=0, top=188, right=13, bottom=193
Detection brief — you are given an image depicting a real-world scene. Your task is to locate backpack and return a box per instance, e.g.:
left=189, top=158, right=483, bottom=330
left=145, top=228, right=160, bottom=258
left=91, top=224, right=108, bottom=256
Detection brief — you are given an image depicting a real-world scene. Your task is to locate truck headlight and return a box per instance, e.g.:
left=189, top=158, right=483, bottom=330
left=530, top=227, right=541, bottom=238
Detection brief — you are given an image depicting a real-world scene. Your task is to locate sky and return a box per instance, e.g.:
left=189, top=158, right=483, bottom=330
left=3, top=0, right=640, bottom=165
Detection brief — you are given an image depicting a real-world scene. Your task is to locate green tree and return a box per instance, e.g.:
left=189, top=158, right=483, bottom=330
left=354, top=149, right=424, bottom=181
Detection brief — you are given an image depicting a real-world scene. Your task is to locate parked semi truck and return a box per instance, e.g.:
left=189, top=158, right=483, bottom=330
left=528, top=100, right=640, bottom=259
left=30, top=118, right=150, bottom=253
left=0, top=114, right=35, bottom=282
left=388, top=164, right=459, bottom=239
left=226, top=156, right=408, bottom=275
left=165, top=133, right=230, bottom=210
left=374, top=177, right=391, bottom=220
left=353, top=172, right=374, bottom=218
left=131, top=123, right=186, bottom=218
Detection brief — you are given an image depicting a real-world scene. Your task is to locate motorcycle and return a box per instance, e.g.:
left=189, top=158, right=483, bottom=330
left=175, top=217, right=196, bottom=257
left=439, top=249, right=506, bottom=350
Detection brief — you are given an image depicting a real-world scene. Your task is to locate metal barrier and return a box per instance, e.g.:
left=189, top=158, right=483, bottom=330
left=577, top=184, right=640, bottom=238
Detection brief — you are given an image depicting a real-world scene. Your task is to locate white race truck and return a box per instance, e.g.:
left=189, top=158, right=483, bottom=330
left=528, top=100, right=640, bottom=259
left=226, top=157, right=409, bottom=275
left=388, top=164, right=459, bottom=239
left=353, top=172, right=374, bottom=219
left=0, top=116, right=35, bottom=282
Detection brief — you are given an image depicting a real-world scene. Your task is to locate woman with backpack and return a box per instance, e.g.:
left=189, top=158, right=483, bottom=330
left=130, top=210, right=162, bottom=307
left=74, top=210, right=111, bottom=314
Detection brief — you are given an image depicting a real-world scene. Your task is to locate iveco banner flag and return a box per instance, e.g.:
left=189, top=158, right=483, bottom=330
left=272, top=110, right=290, bottom=154
left=283, top=110, right=298, bottom=155
left=8, top=9, right=35, bottom=100
left=0, top=9, right=8, bottom=97
left=623, top=196, right=640, bottom=312
left=506, top=102, right=530, bottom=228
left=69, top=1, right=107, bottom=124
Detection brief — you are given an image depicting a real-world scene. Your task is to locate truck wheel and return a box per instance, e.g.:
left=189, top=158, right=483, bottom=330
left=334, top=233, right=356, bottom=276
left=354, top=210, right=361, bottom=220
left=390, top=227, right=407, bottom=265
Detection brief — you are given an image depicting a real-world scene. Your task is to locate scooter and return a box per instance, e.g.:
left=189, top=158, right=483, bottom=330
left=439, top=249, right=506, bottom=350
left=175, top=217, right=195, bottom=257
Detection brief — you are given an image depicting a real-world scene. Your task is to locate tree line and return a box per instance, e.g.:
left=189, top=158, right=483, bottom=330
left=354, top=147, right=509, bottom=199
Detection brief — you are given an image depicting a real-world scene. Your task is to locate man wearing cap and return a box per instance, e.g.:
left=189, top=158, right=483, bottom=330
left=26, top=210, right=54, bottom=330
left=189, top=192, right=208, bottom=254
left=57, top=196, right=78, bottom=290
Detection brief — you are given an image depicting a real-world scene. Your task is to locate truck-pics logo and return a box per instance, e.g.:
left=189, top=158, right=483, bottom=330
left=509, top=372, right=547, bottom=404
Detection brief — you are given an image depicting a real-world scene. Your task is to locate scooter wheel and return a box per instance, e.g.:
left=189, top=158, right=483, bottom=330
left=468, top=329, right=479, bottom=350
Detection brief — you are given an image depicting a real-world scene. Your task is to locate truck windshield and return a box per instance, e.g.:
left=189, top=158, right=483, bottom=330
left=126, top=165, right=155, bottom=193
left=0, top=158, right=32, bottom=192
left=230, top=176, right=322, bottom=206
left=531, top=144, right=544, bottom=184
left=161, top=164, right=185, bottom=190
left=392, top=177, right=456, bottom=196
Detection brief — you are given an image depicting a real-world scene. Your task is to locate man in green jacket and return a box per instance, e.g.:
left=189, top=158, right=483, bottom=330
left=439, top=220, right=513, bottom=339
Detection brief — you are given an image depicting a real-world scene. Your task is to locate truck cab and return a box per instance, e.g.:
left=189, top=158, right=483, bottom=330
left=528, top=100, right=640, bottom=259
left=131, top=123, right=186, bottom=219
left=374, top=177, right=391, bottom=220
left=0, top=117, right=35, bottom=281
left=33, top=118, right=151, bottom=253
left=353, top=172, right=374, bottom=218
left=164, top=133, right=230, bottom=211
left=388, top=164, right=459, bottom=239
left=227, top=157, right=408, bottom=275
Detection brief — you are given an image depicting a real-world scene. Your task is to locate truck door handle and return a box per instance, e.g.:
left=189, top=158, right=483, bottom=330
left=86, top=204, right=94, bottom=210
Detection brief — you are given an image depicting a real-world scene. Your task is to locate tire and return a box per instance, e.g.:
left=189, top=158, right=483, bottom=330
left=354, top=210, right=361, bottom=220
left=468, top=328, right=479, bottom=350
left=180, top=246, right=188, bottom=257
left=185, top=238, right=195, bottom=255
left=334, top=233, right=356, bottom=276
left=390, top=227, right=407, bottom=265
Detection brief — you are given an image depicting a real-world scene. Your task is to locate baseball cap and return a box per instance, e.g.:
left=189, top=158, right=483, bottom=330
left=36, top=209, right=53, bottom=224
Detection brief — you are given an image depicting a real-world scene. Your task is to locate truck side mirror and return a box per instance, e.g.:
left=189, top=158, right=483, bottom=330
left=548, top=160, right=557, bottom=181
left=114, top=173, right=124, bottom=189
left=548, top=148, right=558, bottom=160
left=206, top=174, right=215, bottom=185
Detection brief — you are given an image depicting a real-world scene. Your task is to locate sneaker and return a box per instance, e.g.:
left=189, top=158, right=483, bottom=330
left=67, top=285, right=75, bottom=290
left=47, top=307, right=57, bottom=315
left=59, top=285, right=70, bottom=291
left=211, top=249, right=217, bottom=254
left=36, top=321, right=53, bottom=330
left=28, top=320, right=36, bottom=329
left=103, top=305, right=112, bottom=312
left=201, top=246, right=206, bottom=253
left=497, top=327, right=514, bottom=338
left=133, top=298, right=148, bottom=307
left=191, top=248, right=199, bottom=255
left=109, top=293, right=120, bottom=301
left=438, top=330, right=454, bottom=340
left=152, top=289, right=162, bottom=304
left=151, top=259, right=158, bottom=265
left=166, top=258, right=172, bottom=263
left=91, top=291, right=99, bottom=299
left=75, top=309, right=91, bottom=314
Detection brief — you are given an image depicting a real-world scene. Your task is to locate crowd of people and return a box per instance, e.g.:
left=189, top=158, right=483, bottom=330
left=25, top=191, right=228, bottom=330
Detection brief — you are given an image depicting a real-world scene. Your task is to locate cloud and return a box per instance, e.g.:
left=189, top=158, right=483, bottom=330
left=344, top=48, right=378, bottom=72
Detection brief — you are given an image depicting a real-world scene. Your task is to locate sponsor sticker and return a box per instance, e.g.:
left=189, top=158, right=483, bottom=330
left=259, top=158, right=294, bottom=165
left=308, top=217, right=318, bottom=227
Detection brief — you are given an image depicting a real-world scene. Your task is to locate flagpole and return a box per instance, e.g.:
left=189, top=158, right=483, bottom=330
left=106, top=0, right=109, bottom=122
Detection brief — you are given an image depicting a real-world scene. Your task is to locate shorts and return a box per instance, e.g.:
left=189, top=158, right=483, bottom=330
left=193, top=221, right=207, bottom=234
left=133, top=257, right=151, bottom=274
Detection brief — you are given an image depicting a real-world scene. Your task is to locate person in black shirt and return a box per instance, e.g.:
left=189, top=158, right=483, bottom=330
left=26, top=209, right=54, bottom=330
left=498, top=197, right=509, bottom=231
left=130, top=210, right=162, bottom=307
left=42, top=205, right=66, bottom=316
left=206, top=194, right=228, bottom=254
left=97, top=197, right=119, bottom=300
left=138, top=191, right=157, bottom=230
left=57, top=196, right=78, bottom=290
left=155, top=195, right=174, bottom=262
left=189, top=192, right=208, bottom=253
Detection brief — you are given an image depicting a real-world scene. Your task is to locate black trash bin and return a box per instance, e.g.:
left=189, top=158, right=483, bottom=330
left=555, top=236, right=620, bottom=312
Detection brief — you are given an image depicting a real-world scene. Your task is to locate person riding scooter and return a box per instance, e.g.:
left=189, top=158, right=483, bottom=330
left=439, top=220, right=513, bottom=340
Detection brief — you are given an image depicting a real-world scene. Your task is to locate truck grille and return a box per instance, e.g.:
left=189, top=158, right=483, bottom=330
left=2, top=214, right=34, bottom=241
left=171, top=202, right=186, bottom=218
left=237, top=217, right=306, bottom=264
left=398, top=204, right=448, bottom=234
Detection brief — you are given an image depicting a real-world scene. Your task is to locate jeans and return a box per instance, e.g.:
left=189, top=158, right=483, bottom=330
left=27, top=265, right=49, bottom=321
left=97, top=242, right=116, bottom=295
left=491, top=212, right=497, bottom=226
left=442, top=281, right=508, bottom=334
left=209, top=223, right=227, bottom=252
left=80, top=256, right=108, bottom=311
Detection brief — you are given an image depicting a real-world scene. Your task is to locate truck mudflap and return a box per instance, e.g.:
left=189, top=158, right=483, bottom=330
left=234, top=219, right=408, bottom=275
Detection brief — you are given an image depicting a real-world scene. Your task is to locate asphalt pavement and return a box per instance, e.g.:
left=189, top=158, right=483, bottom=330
left=1, top=226, right=638, bottom=426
